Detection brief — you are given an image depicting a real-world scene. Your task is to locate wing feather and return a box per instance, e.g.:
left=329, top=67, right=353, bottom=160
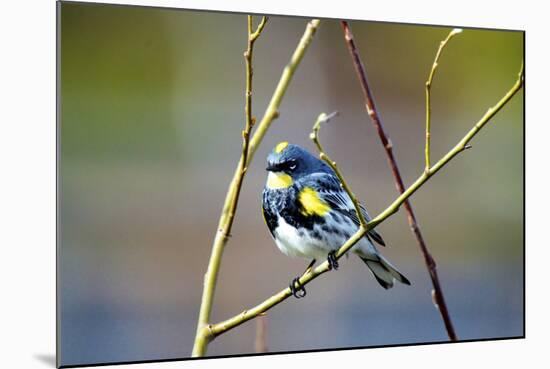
left=300, top=173, right=386, bottom=247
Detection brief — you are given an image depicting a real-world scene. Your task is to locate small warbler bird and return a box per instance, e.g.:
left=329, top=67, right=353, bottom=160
left=262, top=142, right=410, bottom=298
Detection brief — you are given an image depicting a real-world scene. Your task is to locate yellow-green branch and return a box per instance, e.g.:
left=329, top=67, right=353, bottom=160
left=425, top=28, right=462, bottom=172
left=192, top=18, right=321, bottom=357
left=195, top=63, right=523, bottom=345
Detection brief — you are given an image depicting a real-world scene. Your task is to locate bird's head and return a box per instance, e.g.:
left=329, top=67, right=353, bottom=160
left=265, top=142, right=330, bottom=189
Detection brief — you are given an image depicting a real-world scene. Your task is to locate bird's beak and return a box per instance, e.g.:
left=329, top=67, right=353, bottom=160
left=266, top=163, right=277, bottom=172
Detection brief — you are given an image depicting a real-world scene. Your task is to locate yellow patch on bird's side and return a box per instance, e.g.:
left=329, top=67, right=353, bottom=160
left=274, top=141, right=289, bottom=153
left=266, top=172, right=293, bottom=189
left=299, top=187, right=330, bottom=217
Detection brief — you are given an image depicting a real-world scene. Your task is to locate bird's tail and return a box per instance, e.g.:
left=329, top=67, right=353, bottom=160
left=359, top=254, right=411, bottom=289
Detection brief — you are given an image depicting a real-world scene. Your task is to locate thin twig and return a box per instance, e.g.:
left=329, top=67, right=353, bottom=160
left=192, top=18, right=321, bottom=357
left=247, top=19, right=321, bottom=161
left=310, top=111, right=368, bottom=228
left=425, top=28, right=463, bottom=171
left=196, top=63, right=522, bottom=342
left=233, top=15, right=269, bottom=223
left=340, top=21, right=460, bottom=341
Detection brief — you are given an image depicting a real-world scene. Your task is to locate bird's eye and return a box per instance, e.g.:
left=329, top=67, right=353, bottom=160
left=288, top=161, right=297, bottom=171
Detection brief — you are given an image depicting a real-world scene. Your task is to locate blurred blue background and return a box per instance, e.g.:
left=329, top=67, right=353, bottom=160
left=58, top=2, right=523, bottom=366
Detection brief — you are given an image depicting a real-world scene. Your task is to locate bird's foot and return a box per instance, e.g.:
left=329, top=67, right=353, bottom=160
left=289, top=277, right=306, bottom=298
left=327, top=251, right=339, bottom=270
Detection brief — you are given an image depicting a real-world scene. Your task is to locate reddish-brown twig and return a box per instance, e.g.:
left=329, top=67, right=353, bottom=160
left=254, top=314, right=268, bottom=353
left=340, top=20, right=458, bottom=341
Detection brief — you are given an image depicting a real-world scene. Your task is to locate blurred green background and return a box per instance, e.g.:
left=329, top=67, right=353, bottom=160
left=58, top=2, right=523, bottom=366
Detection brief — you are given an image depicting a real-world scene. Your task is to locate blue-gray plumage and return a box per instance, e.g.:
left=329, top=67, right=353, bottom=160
left=262, top=142, right=410, bottom=290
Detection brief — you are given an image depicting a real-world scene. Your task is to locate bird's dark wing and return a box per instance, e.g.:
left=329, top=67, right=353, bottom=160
left=301, top=173, right=386, bottom=247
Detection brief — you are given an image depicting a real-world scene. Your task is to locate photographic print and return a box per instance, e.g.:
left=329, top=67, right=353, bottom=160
left=57, top=1, right=524, bottom=367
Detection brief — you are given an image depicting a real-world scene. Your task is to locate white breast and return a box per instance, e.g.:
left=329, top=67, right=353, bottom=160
left=272, top=213, right=380, bottom=261
left=273, top=216, right=334, bottom=260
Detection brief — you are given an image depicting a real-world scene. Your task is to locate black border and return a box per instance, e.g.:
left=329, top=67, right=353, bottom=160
left=56, top=1, right=526, bottom=367
left=56, top=1, right=62, bottom=367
